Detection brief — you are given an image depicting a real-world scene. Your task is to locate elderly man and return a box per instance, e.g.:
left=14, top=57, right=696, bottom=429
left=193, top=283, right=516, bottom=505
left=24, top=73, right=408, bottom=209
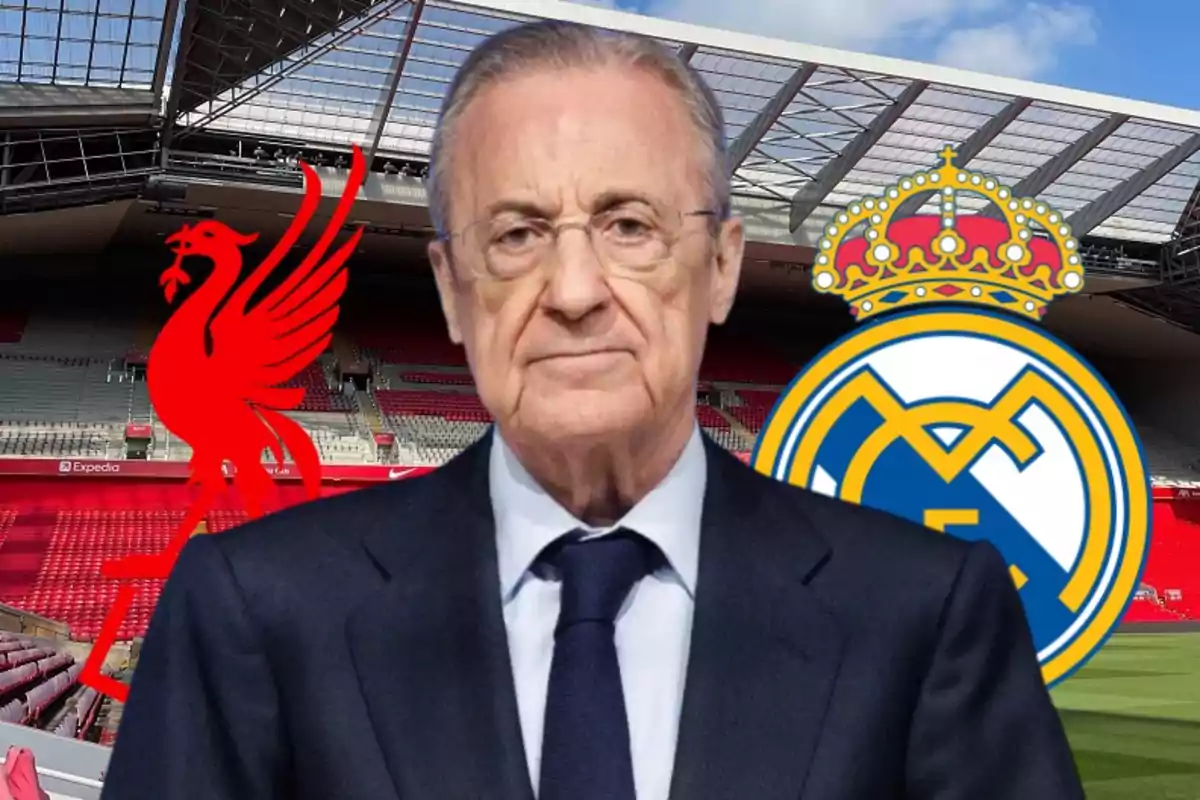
left=102, top=20, right=1084, bottom=800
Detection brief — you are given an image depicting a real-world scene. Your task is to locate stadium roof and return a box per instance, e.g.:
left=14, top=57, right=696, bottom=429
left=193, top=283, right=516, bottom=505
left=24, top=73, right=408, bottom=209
left=0, top=0, right=175, bottom=125
left=4, top=0, right=1200, bottom=249
left=0, top=0, right=169, bottom=88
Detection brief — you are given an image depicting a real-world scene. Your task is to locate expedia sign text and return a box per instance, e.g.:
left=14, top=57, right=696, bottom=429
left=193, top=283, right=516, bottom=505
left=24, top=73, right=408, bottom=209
left=58, top=460, right=122, bottom=474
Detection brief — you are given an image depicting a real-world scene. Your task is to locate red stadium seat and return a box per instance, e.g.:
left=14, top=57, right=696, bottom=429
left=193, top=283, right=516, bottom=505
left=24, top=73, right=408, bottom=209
left=1122, top=501, right=1200, bottom=623
left=699, top=337, right=796, bottom=384
left=727, top=389, right=780, bottom=434
left=284, top=363, right=355, bottom=413
left=398, top=371, right=475, bottom=386
left=375, top=389, right=492, bottom=423
left=0, top=510, right=178, bottom=640
left=350, top=316, right=467, bottom=367
left=1124, top=596, right=1187, bottom=622
left=0, top=310, right=27, bottom=344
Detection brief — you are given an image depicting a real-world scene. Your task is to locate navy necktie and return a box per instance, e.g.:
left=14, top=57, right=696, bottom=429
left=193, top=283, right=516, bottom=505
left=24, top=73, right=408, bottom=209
left=537, top=530, right=658, bottom=800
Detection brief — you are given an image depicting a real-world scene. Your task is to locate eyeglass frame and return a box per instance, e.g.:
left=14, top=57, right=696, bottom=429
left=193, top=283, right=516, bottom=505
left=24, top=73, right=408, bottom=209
left=438, top=205, right=721, bottom=282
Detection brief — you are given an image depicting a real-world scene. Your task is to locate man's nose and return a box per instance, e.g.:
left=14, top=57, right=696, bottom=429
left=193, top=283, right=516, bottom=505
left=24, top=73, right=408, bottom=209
left=542, top=229, right=611, bottom=321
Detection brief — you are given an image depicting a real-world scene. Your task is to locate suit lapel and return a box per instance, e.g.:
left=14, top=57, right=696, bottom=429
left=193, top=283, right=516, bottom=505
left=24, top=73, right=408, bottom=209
left=347, top=434, right=534, bottom=800
left=670, top=440, right=845, bottom=800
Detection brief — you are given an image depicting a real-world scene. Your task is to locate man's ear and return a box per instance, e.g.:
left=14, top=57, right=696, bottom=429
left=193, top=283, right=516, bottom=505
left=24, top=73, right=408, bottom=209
left=428, top=239, right=464, bottom=344
left=709, top=216, right=745, bottom=325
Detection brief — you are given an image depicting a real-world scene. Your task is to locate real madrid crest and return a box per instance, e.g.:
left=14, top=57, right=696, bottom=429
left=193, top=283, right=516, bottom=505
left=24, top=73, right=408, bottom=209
left=753, top=146, right=1152, bottom=687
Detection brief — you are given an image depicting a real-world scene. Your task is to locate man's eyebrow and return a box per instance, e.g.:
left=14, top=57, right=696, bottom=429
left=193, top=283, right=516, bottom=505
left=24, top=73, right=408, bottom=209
left=483, top=199, right=554, bottom=219
left=480, top=192, right=662, bottom=219
left=589, top=190, right=660, bottom=212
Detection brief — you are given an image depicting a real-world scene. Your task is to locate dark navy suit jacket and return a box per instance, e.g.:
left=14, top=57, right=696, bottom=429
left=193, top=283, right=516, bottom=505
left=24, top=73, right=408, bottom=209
left=100, top=434, right=1084, bottom=799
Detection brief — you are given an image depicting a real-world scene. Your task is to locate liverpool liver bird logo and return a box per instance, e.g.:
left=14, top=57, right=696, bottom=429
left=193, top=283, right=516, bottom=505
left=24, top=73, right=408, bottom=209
left=80, top=145, right=367, bottom=702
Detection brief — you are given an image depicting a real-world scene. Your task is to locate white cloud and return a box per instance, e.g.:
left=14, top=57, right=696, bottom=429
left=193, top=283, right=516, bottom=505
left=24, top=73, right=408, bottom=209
left=935, top=3, right=1097, bottom=78
left=647, top=0, right=1000, bottom=52
left=636, top=0, right=1096, bottom=79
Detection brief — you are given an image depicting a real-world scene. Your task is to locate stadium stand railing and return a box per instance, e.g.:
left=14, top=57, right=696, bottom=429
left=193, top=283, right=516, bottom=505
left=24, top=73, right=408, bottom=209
left=0, top=625, right=111, bottom=771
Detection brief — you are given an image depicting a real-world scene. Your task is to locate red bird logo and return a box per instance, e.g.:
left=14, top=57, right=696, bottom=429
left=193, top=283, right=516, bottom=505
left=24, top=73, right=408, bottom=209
left=80, top=145, right=367, bottom=701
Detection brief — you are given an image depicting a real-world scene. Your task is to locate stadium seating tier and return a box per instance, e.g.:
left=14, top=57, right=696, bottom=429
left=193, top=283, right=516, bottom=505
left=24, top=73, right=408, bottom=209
left=0, top=297, right=1194, bottom=676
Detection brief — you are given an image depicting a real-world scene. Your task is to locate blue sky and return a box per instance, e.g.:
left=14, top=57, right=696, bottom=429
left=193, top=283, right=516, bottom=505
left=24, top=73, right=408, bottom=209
left=588, top=0, right=1199, bottom=109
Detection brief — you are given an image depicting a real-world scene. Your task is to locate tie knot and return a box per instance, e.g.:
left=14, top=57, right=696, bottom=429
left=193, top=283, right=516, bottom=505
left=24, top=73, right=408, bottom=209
left=541, top=530, right=659, bottom=630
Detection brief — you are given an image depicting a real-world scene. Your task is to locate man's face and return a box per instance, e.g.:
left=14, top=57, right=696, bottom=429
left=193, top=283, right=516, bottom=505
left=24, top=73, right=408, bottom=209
left=429, top=65, right=744, bottom=447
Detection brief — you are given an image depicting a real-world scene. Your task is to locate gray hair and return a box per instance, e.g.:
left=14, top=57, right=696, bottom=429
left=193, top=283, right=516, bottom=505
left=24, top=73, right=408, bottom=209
left=426, top=20, right=730, bottom=238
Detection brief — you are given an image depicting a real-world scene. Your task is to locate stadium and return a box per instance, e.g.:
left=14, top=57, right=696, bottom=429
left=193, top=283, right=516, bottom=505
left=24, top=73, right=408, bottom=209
left=0, top=0, right=1198, bottom=796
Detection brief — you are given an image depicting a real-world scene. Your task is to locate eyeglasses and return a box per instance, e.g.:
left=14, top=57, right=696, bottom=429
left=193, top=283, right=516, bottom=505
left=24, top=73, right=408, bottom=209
left=447, top=204, right=717, bottom=281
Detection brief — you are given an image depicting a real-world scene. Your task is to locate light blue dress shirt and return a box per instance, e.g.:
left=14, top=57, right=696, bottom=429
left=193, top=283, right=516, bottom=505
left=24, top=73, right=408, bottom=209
left=490, top=425, right=707, bottom=800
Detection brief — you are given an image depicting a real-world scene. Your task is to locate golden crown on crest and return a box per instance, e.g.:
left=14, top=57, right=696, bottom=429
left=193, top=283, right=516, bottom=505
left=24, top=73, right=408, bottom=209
left=812, top=144, right=1085, bottom=322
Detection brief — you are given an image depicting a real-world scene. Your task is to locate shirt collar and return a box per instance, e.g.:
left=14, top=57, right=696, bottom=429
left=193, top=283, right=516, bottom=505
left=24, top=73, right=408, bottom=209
left=490, top=425, right=707, bottom=602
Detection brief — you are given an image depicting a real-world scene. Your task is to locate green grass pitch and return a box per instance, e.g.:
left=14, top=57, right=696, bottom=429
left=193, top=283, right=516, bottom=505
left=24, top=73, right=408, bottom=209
left=1052, top=632, right=1200, bottom=799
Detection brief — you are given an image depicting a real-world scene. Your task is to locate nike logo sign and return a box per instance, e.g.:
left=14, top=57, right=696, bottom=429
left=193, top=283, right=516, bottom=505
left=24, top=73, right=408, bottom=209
left=388, top=468, right=416, bottom=479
